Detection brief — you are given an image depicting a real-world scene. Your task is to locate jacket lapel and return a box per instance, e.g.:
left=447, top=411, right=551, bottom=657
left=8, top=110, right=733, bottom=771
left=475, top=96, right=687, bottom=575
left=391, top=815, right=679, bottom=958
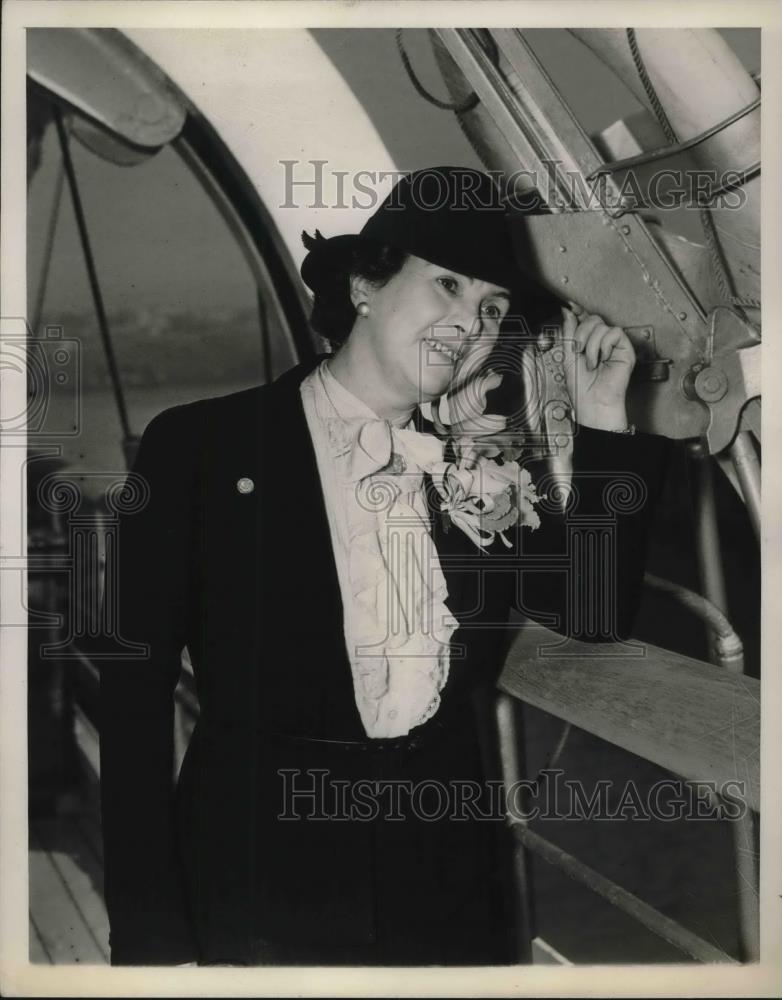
left=253, top=358, right=364, bottom=734
left=255, top=357, right=343, bottom=612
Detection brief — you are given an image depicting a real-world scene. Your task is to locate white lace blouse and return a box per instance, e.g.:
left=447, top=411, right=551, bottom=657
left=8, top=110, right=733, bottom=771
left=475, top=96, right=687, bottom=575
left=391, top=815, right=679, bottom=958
left=300, top=360, right=459, bottom=738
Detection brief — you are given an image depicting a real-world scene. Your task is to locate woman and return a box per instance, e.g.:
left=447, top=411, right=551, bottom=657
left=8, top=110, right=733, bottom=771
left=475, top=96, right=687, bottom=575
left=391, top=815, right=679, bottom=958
left=99, top=166, right=669, bottom=966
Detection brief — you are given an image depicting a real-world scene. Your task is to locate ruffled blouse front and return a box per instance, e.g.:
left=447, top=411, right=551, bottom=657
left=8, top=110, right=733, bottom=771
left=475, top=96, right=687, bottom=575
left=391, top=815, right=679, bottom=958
left=300, top=361, right=459, bottom=738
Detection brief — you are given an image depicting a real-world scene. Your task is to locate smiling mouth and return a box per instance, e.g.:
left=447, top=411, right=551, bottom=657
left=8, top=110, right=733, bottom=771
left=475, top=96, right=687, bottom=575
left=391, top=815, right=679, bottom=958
left=424, top=337, right=460, bottom=365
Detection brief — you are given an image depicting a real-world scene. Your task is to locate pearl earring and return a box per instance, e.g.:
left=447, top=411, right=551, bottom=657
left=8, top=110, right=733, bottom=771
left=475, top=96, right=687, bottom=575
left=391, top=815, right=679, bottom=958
left=356, top=302, right=370, bottom=317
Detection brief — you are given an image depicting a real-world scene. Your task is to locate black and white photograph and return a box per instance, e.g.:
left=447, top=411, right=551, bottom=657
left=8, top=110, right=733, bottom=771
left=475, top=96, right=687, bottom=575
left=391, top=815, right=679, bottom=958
left=1, top=1, right=780, bottom=996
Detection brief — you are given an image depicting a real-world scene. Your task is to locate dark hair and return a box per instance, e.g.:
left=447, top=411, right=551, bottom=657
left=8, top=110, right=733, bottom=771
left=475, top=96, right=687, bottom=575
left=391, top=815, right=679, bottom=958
left=308, top=242, right=408, bottom=347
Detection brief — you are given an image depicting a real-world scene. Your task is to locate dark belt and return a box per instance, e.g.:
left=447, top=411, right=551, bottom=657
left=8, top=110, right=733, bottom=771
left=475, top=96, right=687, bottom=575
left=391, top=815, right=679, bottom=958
left=270, top=718, right=447, bottom=754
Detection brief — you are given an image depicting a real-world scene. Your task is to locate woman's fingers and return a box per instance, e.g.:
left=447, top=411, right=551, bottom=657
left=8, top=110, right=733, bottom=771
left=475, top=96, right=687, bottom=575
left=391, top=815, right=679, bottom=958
left=566, top=299, right=587, bottom=320
left=587, top=324, right=634, bottom=370
left=572, top=313, right=604, bottom=362
left=560, top=305, right=578, bottom=341
left=597, top=326, right=626, bottom=367
left=563, top=308, right=630, bottom=371
left=584, top=322, right=608, bottom=371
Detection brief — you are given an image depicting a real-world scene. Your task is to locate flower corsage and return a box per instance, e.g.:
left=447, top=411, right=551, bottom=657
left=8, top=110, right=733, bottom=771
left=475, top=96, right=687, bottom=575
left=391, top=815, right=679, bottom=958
left=430, top=367, right=544, bottom=549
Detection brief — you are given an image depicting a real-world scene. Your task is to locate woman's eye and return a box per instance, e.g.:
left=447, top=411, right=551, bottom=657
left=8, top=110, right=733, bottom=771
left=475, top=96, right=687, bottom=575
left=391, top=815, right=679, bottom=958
left=481, top=302, right=503, bottom=322
left=437, top=276, right=459, bottom=294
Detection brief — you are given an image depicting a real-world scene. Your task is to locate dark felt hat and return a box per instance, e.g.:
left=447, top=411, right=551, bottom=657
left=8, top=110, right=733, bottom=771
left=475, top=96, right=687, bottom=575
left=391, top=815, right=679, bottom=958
left=300, top=166, right=536, bottom=297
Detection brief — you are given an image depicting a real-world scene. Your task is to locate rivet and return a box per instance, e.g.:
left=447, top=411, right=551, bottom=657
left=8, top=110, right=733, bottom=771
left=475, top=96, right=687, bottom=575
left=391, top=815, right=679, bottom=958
left=558, top=245, right=567, bottom=253
left=678, top=311, right=687, bottom=321
left=621, top=225, right=631, bottom=235
left=562, top=276, right=569, bottom=284
left=236, top=477, right=255, bottom=494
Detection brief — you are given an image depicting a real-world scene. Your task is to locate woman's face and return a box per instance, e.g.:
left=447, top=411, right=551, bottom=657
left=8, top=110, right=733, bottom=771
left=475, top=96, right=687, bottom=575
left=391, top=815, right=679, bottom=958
left=351, top=255, right=512, bottom=405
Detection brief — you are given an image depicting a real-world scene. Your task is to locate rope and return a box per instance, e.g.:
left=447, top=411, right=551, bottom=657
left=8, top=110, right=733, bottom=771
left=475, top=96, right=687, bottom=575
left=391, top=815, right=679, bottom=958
left=626, top=28, right=677, bottom=144
left=699, top=209, right=760, bottom=310
left=395, top=28, right=480, bottom=112
left=626, top=29, right=760, bottom=315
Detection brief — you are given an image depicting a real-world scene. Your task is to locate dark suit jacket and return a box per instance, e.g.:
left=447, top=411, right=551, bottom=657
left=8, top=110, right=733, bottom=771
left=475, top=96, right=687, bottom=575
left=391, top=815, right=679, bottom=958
left=98, top=355, right=670, bottom=965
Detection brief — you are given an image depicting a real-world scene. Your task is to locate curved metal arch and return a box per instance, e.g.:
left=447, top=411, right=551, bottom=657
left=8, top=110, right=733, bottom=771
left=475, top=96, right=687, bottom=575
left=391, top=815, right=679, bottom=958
left=27, top=27, right=317, bottom=372
left=27, top=28, right=186, bottom=149
left=172, top=107, right=316, bottom=368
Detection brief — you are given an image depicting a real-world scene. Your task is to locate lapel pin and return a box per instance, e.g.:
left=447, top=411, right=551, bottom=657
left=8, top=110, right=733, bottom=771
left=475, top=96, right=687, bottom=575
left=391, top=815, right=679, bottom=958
left=236, top=477, right=255, bottom=494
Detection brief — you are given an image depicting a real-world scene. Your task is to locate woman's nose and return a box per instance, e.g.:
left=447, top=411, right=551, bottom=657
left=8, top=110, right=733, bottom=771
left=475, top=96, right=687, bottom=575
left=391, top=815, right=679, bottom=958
left=445, top=306, right=482, bottom=341
left=460, top=313, right=485, bottom=342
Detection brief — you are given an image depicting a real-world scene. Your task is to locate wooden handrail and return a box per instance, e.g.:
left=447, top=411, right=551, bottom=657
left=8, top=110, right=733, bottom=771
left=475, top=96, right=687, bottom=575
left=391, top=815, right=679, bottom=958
left=498, top=624, right=760, bottom=811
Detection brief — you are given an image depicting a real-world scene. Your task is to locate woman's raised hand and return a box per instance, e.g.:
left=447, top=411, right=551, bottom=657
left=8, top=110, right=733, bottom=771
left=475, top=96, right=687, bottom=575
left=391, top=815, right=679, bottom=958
left=560, top=303, right=635, bottom=432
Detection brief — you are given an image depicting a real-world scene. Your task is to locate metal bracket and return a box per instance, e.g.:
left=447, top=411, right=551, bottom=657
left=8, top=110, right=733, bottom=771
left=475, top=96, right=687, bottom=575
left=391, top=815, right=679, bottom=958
left=507, top=208, right=708, bottom=439
left=625, top=326, right=672, bottom=381
left=682, top=307, right=761, bottom=454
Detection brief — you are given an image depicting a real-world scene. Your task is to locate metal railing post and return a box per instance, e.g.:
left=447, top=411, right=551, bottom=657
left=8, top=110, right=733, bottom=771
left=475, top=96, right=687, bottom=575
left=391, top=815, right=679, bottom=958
left=495, top=692, right=535, bottom=963
left=673, top=440, right=759, bottom=959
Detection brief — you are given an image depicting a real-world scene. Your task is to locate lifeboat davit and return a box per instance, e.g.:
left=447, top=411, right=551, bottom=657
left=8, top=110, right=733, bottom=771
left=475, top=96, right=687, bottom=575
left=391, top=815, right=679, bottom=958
left=429, top=28, right=760, bottom=459
left=432, top=27, right=760, bottom=316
